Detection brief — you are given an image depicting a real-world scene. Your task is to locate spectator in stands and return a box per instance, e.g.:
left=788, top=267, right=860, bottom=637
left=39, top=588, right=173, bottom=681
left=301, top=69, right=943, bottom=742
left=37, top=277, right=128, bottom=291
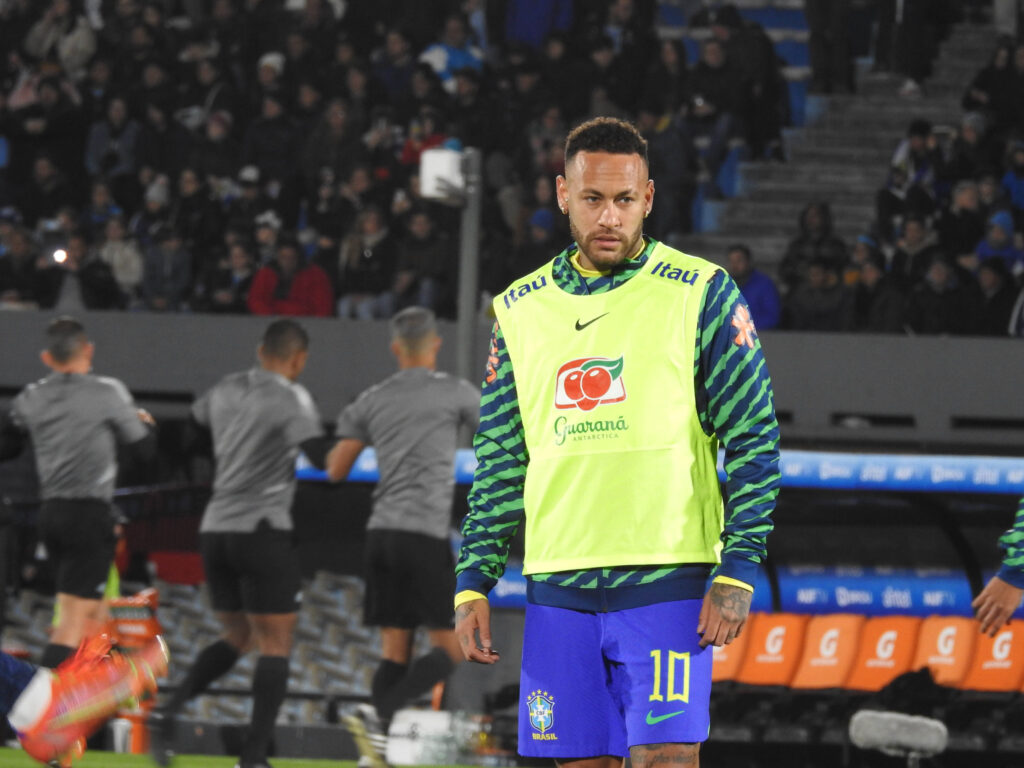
left=81, top=179, right=123, bottom=243
left=853, top=251, right=905, bottom=333
left=20, top=153, right=75, bottom=230
left=941, top=112, right=1000, bottom=186
left=539, top=31, right=589, bottom=122
left=241, top=91, right=300, bottom=221
left=706, top=5, right=787, bottom=161
left=936, top=180, right=985, bottom=264
left=509, top=208, right=559, bottom=281
left=977, top=170, right=1012, bottom=223
left=84, top=95, right=139, bottom=209
left=892, top=0, right=943, bottom=98
left=35, top=231, right=121, bottom=311
left=889, top=118, right=941, bottom=210
left=189, top=111, right=240, bottom=200
left=80, top=56, right=114, bottom=125
left=253, top=209, right=282, bottom=265
left=975, top=257, right=1016, bottom=335
left=504, top=0, right=572, bottom=50
left=843, top=233, right=883, bottom=286
left=197, top=240, right=255, bottom=315
left=725, top=244, right=781, bottom=330
left=338, top=164, right=392, bottom=219
left=133, top=59, right=176, bottom=119
left=805, top=0, right=854, bottom=94
left=393, top=209, right=453, bottom=316
left=334, top=206, right=398, bottom=320
left=976, top=209, right=1024, bottom=275
left=419, top=12, right=484, bottom=94
left=679, top=38, right=743, bottom=196
left=904, top=255, right=977, bottom=335
left=1001, top=141, right=1024, bottom=231
left=225, top=166, right=271, bottom=235
left=399, top=106, right=447, bottom=169
left=8, top=77, right=83, bottom=190
left=177, top=57, right=241, bottom=135
left=778, top=201, right=848, bottom=293
left=643, top=39, right=689, bottom=116
left=130, top=175, right=171, bottom=250
left=522, top=173, right=569, bottom=245
left=636, top=100, right=694, bottom=240
left=785, top=258, right=853, bottom=331
left=23, top=0, right=96, bottom=83
left=135, top=99, right=193, bottom=195
left=372, top=27, right=417, bottom=104
left=962, top=39, right=1016, bottom=135
left=142, top=225, right=191, bottom=312
left=96, top=214, right=142, bottom=305
left=169, top=166, right=223, bottom=278
left=891, top=215, right=944, bottom=289
left=249, top=235, right=333, bottom=317
left=0, top=226, right=39, bottom=308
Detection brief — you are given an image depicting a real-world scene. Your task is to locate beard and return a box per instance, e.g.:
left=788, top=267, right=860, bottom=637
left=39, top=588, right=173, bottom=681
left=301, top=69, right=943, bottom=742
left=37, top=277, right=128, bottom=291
left=569, top=217, right=645, bottom=270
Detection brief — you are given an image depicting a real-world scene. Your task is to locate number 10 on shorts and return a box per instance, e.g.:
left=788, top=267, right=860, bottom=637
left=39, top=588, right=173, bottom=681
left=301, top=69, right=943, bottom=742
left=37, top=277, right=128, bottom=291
left=649, top=649, right=690, bottom=703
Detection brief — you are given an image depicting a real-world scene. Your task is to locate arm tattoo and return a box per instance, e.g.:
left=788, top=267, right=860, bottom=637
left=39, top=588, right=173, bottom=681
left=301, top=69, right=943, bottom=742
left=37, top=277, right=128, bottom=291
left=708, top=582, right=752, bottom=624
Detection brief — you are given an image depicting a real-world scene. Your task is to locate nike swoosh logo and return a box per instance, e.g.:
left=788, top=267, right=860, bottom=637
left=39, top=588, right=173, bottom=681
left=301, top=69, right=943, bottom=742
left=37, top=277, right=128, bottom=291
left=646, top=709, right=686, bottom=725
left=575, top=313, right=609, bottom=331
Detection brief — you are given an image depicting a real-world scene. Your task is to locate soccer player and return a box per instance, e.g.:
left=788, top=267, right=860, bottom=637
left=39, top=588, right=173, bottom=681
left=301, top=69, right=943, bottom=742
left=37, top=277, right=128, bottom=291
left=149, top=319, right=326, bottom=768
left=974, top=497, right=1024, bottom=636
left=2, top=633, right=168, bottom=767
left=325, top=307, right=480, bottom=768
left=454, top=118, right=781, bottom=768
left=0, top=317, right=155, bottom=669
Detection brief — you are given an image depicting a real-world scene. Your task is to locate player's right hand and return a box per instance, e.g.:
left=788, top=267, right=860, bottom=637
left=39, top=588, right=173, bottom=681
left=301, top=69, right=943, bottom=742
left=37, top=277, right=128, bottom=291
left=455, top=598, right=500, bottom=664
left=137, top=409, right=156, bottom=426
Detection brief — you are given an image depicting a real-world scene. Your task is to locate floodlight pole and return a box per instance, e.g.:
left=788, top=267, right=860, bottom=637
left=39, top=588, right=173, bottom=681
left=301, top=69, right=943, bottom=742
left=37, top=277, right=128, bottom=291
left=456, top=147, right=483, bottom=383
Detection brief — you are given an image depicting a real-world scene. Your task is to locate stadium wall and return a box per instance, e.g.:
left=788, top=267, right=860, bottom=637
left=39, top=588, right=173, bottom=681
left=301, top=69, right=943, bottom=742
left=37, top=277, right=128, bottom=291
left=1, top=311, right=1023, bottom=450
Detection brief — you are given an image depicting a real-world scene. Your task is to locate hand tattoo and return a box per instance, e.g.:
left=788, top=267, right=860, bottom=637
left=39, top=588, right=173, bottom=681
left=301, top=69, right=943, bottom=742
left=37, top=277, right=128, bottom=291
left=708, top=582, right=751, bottom=624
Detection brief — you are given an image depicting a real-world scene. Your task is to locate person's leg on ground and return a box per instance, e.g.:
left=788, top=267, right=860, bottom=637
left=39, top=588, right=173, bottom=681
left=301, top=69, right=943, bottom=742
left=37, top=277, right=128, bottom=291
left=372, top=627, right=413, bottom=721
left=238, top=612, right=297, bottom=767
left=43, top=594, right=105, bottom=668
left=631, top=744, right=700, bottom=768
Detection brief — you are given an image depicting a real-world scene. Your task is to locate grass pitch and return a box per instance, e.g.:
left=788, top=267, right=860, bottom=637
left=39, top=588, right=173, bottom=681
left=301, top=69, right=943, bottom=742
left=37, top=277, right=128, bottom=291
left=0, top=749, right=357, bottom=767
left=0, top=749, right=473, bottom=768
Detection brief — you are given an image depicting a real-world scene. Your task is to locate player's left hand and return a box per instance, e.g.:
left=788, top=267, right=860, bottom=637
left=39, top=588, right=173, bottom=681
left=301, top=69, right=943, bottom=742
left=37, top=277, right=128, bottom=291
left=697, top=581, right=751, bottom=648
left=973, top=575, right=1024, bottom=637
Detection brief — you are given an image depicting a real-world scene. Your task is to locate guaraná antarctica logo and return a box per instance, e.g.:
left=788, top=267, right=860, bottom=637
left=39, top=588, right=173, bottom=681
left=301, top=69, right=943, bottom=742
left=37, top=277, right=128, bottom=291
left=554, top=356, right=626, bottom=411
left=526, top=690, right=557, bottom=740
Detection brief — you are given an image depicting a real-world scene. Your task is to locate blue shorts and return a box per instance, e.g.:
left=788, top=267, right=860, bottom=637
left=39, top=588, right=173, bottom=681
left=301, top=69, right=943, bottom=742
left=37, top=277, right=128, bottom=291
left=518, top=599, right=712, bottom=758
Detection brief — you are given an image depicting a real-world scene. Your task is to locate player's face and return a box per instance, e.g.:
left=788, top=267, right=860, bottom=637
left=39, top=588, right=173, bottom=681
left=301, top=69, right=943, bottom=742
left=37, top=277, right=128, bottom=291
left=557, top=151, right=653, bottom=271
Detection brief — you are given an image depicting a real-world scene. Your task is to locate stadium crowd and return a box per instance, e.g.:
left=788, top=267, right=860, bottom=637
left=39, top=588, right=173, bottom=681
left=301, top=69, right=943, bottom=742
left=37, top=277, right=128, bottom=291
left=0, top=0, right=792, bottom=321
left=729, top=24, right=1024, bottom=337
left=1, top=0, right=1023, bottom=337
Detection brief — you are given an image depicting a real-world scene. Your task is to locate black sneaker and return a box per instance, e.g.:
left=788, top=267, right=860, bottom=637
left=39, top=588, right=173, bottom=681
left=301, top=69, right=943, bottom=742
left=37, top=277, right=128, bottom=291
left=148, top=710, right=176, bottom=767
left=234, top=762, right=274, bottom=768
left=344, top=704, right=389, bottom=768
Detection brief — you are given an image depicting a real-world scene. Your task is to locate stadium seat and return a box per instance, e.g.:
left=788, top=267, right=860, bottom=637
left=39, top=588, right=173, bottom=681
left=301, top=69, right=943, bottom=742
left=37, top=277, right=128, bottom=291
left=736, top=613, right=809, bottom=687
left=761, top=614, right=864, bottom=744
left=844, top=616, right=923, bottom=692
left=711, top=623, right=752, bottom=683
left=912, top=616, right=977, bottom=687
left=710, top=613, right=809, bottom=743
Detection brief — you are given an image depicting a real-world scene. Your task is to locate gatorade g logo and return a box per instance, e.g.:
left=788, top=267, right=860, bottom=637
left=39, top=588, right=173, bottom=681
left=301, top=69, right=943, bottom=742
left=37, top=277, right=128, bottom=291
left=876, top=631, right=897, bottom=660
left=554, top=356, right=626, bottom=411
left=994, top=631, right=1013, bottom=662
left=765, top=627, right=786, bottom=656
left=819, top=629, right=839, bottom=659
left=937, top=626, right=957, bottom=657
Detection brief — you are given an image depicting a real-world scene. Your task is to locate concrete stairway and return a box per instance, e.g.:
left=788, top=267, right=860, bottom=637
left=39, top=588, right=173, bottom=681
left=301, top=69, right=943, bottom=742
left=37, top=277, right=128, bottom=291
left=674, top=22, right=997, bottom=272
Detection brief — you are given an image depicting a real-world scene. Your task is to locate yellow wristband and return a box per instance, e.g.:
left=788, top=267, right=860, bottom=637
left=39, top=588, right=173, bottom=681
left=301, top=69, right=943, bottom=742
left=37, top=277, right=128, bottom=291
left=454, top=590, right=488, bottom=610
left=712, top=575, right=754, bottom=593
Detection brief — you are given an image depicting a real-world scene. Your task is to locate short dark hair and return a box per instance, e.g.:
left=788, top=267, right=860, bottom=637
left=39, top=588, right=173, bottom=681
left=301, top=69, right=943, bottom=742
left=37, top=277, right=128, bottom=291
left=565, top=117, right=648, bottom=167
left=261, top=319, right=309, bottom=359
left=390, top=306, right=437, bottom=349
left=46, top=316, right=88, bottom=363
left=727, top=243, right=752, bottom=262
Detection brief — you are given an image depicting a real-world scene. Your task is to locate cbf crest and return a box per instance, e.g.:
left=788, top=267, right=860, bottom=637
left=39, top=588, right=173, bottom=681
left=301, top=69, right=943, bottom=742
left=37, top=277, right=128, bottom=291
left=526, top=690, right=557, bottom=740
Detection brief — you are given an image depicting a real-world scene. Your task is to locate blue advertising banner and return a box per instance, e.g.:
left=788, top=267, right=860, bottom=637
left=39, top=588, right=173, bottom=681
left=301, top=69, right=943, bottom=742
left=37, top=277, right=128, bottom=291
left=299, top=449, right=1024, bottom=495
